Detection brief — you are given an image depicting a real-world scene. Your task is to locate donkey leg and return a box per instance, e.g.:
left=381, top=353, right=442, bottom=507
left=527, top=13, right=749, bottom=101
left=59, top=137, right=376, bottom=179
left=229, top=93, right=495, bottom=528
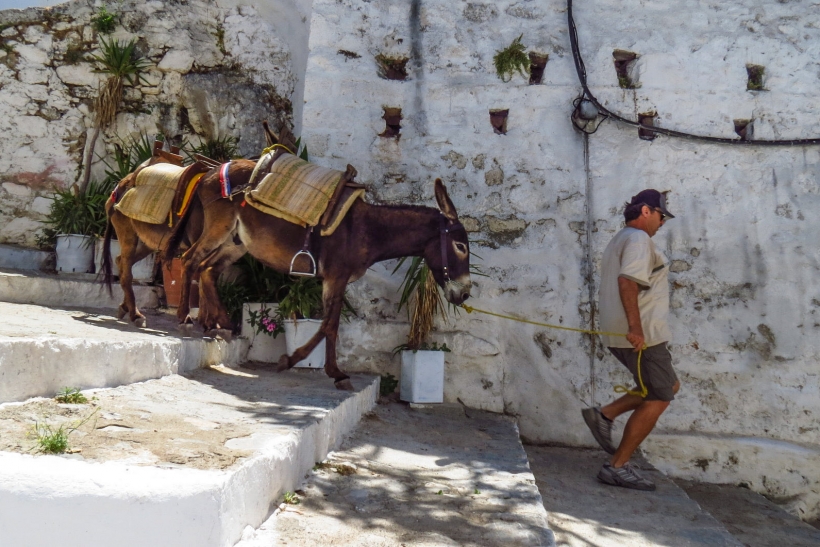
left=116, top=234, right=151, bottom=327
left=178, top=222, right=234, bottom=336
left=175, top=240, right=200, bottom=327
left=199, top=245, right=245, bottom=339
left=319, top=277, right=353, bottom=390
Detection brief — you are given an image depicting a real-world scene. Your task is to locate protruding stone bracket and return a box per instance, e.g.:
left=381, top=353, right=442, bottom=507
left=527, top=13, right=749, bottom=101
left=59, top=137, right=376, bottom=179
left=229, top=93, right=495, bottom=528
left=734, top=119, right=753, bottom=141
left=638, top=111, right=657, bottom=141
left=613, top=49, right=639, bottom=89
left=746, top=64, right=765, bottom=91
left=375, top=54, right=409, bottom=81
left=490, top=109, right=509, bottom=135
left=528, top=53, right=548, bottom=85
left=379, top=107, right=402, bottom=138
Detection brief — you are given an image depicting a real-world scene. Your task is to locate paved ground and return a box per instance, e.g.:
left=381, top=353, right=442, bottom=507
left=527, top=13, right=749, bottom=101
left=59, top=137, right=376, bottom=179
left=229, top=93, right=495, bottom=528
left=678, top=480, right=820, bottom=547
left=238, top=401, right=555, bottom=547
left=527, top=445, right=741, bottom=547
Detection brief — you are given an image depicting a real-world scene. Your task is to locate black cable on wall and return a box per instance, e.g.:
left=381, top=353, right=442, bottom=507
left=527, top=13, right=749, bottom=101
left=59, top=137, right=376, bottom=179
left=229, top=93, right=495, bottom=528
left=567, top=0, right=820, bottom=146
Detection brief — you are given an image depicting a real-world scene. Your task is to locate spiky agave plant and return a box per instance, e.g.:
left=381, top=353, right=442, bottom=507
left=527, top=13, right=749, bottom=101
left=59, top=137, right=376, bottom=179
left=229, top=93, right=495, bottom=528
left=80, top=38, right=150, bottom=191
left=90, top=37, right=149, bottom=126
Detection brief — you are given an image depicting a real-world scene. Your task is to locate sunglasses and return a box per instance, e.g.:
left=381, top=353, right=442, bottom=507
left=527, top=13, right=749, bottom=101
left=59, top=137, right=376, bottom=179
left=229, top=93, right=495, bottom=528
left=654, top=208, right=668, bottom=221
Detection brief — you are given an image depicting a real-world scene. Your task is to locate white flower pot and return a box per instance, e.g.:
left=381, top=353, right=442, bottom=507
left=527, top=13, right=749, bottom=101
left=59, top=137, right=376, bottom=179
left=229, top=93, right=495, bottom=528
left=94, top=238, right=155, bottom=282
left=55, top=234, right=95, bottom=274
left=283, top=319, right=326, bottom=369
left=400, top=350, right=445, bottom=403
left=241, top=303, right=287, bottom=363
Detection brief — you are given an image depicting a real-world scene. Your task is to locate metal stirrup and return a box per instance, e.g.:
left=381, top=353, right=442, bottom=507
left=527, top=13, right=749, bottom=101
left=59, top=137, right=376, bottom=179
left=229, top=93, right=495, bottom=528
left=289, top=226, right=317, bottom=277
left=289, top=250, right=317, bottom=277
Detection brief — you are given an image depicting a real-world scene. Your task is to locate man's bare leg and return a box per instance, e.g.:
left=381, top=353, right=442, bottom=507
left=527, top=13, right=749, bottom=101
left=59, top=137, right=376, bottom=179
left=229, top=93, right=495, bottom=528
left=607, top=380, right=680, bottom=467
left=610, top=399, right=669, bottom=467
left=600, top=391, right=643, bottom=422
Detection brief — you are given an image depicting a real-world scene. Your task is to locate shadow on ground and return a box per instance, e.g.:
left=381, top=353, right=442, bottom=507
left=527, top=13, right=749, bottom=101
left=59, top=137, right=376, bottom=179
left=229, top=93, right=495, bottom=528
left=244, top=402, right=554, bottom=546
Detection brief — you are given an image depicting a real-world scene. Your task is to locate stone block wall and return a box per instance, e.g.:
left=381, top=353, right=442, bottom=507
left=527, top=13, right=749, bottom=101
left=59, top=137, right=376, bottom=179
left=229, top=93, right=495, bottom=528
left=304, top=0, right=820, bottom=520
left=0, top=0, right=295, bottom=246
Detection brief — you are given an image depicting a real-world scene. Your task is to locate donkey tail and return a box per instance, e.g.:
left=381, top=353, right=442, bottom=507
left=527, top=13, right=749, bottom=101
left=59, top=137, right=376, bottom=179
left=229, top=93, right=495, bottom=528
left=101, top=216, right=115, bottom=297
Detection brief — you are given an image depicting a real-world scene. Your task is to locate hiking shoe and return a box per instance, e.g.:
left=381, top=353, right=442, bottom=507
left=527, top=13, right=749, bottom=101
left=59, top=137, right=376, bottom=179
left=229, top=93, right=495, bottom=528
left=597, top=462, right=656, bottom=491
left=582, top=407, right=616, bottom=454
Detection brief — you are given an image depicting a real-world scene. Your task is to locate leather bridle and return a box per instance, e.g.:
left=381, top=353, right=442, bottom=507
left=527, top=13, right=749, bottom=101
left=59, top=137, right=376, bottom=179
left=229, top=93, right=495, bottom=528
left=439, top=214, right=466, bottom=283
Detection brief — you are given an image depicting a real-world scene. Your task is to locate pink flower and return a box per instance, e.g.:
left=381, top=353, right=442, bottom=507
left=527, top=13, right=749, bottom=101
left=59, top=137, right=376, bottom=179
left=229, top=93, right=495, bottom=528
left=266, top=323, right=274, bottom=332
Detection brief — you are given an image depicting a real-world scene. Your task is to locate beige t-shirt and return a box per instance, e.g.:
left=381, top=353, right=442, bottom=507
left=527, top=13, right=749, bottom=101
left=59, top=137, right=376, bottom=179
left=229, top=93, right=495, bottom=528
left=599, top=227, right=671, bottom=348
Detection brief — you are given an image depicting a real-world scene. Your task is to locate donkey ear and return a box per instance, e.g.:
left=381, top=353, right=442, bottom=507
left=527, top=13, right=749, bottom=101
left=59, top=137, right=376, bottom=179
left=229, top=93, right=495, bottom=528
left=434, top=178, right=458, bottom=221
left=262, top=120, right=279, bottom=146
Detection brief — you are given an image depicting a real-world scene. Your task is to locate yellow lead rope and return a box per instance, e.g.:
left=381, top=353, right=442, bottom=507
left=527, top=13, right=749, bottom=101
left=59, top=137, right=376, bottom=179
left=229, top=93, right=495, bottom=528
left=260, top=143, right=295, bottom=156
left=460, top=304, right=648, bottom=398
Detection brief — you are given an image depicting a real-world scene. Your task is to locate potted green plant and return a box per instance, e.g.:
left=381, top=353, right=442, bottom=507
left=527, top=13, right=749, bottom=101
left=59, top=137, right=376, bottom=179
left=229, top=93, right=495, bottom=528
left=223, top=255, right=290, bottom=363
left=42, top=181, right=109, bottom=274
left=277, top=276, right=326, bottom=369
left=392, top=257, right=452, bottom=403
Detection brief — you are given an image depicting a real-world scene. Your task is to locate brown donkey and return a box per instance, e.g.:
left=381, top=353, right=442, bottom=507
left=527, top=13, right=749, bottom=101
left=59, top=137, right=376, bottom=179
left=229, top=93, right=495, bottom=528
left=166, top=162, right=472, bottom=390
left=101, top=148, right=209, bottom=328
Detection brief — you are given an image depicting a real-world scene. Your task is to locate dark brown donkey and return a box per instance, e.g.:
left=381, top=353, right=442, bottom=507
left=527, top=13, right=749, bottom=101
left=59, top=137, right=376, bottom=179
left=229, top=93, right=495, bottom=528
left=166, top=161, right=472, bottom=390
left=100, top=144, right=208, bottom=328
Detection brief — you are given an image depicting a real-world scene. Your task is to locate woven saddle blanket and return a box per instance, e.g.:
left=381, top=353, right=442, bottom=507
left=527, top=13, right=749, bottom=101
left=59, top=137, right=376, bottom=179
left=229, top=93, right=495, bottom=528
left=115, top=163, right=207, bottom=225
left=245, top=154, right=364, bottom=235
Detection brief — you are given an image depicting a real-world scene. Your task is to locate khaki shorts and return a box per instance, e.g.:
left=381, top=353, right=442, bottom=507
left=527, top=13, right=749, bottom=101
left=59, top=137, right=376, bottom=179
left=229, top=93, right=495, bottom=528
left=608, top=343, right=678, bottom=402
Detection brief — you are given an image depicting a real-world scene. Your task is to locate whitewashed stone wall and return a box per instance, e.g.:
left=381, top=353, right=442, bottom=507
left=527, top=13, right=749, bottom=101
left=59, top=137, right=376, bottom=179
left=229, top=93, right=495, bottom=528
left=304, top=0, right=820, bottom=520
left=0, top=0, right=295, bottom=246
left=3, top=0, right=819, bottom=522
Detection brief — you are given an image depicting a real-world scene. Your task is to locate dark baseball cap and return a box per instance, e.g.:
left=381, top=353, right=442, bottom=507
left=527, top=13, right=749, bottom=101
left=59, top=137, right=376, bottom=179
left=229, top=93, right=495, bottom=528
left=629, top=189, right=675, bottom=219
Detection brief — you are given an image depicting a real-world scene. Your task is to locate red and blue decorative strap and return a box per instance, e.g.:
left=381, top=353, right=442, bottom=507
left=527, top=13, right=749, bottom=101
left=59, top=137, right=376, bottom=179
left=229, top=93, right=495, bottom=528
left=219, top=162, right=232, bottom=198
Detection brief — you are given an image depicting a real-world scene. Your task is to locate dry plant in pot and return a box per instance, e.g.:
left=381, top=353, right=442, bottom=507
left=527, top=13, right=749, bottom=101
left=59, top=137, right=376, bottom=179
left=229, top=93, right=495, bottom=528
left=392, top=257, right=452, bottom=403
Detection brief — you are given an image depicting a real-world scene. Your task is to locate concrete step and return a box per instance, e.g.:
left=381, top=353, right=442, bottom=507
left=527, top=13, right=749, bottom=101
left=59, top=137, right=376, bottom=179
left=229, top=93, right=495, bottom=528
left=677, top=480, right=820, bottom=547
left=238, top=401, right=555, bottom=546
left=0, top=301, right=246, bottom=403
left=0, top=243, right=53, bottom=271
left=0, top=267, right=162, bottom=310
left=526, top=445, right=743, bottom=546
left=0, top=367, right=378, bottom=547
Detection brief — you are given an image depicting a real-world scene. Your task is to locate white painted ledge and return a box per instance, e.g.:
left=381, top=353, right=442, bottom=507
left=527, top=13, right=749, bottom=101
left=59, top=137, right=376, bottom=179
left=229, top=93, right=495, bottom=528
left=644, top=432, right=820, bottom=522
left=0, top=374, right=378, bottom=547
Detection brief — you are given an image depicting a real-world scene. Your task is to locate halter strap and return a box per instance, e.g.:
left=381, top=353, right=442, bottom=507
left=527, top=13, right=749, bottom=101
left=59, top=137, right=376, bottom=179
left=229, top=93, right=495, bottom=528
left=439, top=214, right=464, bottom=282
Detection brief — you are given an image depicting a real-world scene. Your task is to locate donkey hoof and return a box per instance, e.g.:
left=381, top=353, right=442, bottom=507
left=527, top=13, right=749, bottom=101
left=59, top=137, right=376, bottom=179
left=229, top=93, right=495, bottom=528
left=214, top=329, right=233, bottom=342
left=116, top=306, right=128, bottom=320
left=133, top=316, right=147, bottom=328
left=177, top=322, right=194, bottom=335
left=275, top=355, right=291, bottom=372
left=334, top=378, right=355, bottom=392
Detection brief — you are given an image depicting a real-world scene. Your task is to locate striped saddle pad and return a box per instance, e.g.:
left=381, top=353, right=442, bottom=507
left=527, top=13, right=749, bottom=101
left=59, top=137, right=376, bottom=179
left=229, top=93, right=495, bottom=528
left=246, top=155, right=346, bottom=228
left=115, top=163, right=185, bottom=225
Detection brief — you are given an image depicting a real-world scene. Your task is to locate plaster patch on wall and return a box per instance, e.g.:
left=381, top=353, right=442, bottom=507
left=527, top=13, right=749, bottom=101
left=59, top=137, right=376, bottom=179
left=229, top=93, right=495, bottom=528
left=484, top=163, right=504, bottom=186
left=463, top=3, right=498, bottom=23
left=441, top=150, right=467, bottom=169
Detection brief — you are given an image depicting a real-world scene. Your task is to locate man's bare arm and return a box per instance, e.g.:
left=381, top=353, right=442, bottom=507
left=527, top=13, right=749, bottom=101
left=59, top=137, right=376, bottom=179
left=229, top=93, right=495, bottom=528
left=618, top=276, right=645, bottom=351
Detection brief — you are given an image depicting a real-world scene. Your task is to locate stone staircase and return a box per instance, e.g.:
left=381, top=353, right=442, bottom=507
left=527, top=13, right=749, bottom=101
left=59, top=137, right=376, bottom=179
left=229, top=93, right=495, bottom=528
left=0, top=265, right=378, bottom=547
left=1, top=257, right=818, bottom=546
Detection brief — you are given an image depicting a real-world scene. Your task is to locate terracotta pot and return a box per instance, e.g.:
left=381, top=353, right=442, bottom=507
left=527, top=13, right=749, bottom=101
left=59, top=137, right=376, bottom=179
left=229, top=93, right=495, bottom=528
left=161, top=258, right=184, bottom=307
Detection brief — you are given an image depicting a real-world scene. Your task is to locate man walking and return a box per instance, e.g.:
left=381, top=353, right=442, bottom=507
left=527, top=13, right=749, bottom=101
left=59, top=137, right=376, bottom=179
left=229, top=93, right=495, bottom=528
left=583, top=189, right=680, bottom=491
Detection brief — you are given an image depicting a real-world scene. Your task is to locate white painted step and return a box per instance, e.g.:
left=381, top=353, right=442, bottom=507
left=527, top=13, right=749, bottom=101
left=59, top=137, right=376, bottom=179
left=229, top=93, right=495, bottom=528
left=0, top=368, right=378, bottom=547
left=0, top=301, right=247, bottom=403
left=0, top=267, right=161, bottom=310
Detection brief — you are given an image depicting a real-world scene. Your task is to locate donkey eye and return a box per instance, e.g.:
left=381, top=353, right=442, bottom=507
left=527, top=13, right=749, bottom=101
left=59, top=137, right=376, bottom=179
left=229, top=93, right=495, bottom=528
left=455, top=242, right=467, bottom=254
